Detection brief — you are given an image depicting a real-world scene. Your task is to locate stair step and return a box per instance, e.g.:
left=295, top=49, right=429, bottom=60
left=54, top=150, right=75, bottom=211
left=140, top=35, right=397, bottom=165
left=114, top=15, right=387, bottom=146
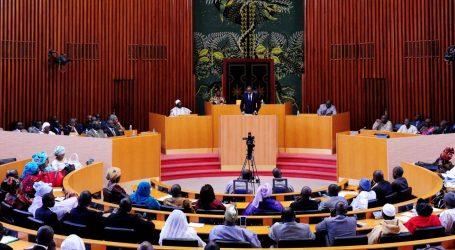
left=276, top=162, right=337, bottom=169
left=161, top=164, right=221, bottom=173
left=161, top=153, right=219, bottom=161
left=277, top=153, right=337, bottom=161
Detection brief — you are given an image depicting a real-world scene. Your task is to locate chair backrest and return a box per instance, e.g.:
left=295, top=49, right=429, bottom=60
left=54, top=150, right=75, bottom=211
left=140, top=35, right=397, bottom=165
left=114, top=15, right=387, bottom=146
left=277, top=238, right=319, bottom=248
left=384, top=192, right=398, bottom=204
left=0, top=158, right=16, bottom=165
left=333, top=235, right=368, bottom=246
left=380, top=232, right=413, bottom=243
left=413, top=226, right=446, bottom=240
left=233, top=179, right=249, bottom=194
left=253, top=210, right=282, bottom=216
left=273, top=178, right=289, bottom=194
left=62, top=221, right=88, bottom=237
left=103, top=227, right=136, bottom=243
left=12, top=209, right=32, bottom=227
left=102, top=188, right=112, bottom=202
left=27, top=217, right=45, bottom=230
left=367, top=199, right=380, bottom=208
left=160, top=205, right=183, bottom=212
left=398, top=187, right=413, bottom=202
left=196, top=209, right=225, bottom=215
left=132, top=203, right=148, bottom=209
left=215, top=240, right=252, bottom=248
left=162, top=238, right=199, bottom=247
left=0, top=201, right=13, bottom=223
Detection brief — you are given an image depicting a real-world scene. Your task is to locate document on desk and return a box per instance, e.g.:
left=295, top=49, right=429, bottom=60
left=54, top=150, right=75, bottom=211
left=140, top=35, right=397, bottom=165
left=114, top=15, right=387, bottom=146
left=189, top=222, right=205, bottom=228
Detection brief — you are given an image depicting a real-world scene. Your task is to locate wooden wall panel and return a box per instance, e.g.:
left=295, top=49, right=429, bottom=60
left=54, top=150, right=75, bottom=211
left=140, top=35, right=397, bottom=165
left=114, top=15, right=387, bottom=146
left=304, top=0, right=455, bottom=130
left=0, top=0, right=194, bottom=132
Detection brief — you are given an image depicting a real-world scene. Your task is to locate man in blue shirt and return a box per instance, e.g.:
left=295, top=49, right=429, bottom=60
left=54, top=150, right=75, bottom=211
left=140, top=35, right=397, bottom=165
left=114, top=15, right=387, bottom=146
left=316, top=201, right=357, bottom=246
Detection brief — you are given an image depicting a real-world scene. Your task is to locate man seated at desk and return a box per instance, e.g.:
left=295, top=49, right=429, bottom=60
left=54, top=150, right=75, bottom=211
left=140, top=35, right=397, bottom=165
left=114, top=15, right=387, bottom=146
left=372, top=115, right=393, bottom=132
left=240, top=86, right=261, bottom=115
left=317, top=100, right=337, bottom=116
left=170, top=99, right=192, bottom=117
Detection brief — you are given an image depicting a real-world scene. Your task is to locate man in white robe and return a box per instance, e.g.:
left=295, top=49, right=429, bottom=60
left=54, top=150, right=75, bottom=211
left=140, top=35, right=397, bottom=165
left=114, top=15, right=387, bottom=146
left=169, top=99, right=191, bottom=117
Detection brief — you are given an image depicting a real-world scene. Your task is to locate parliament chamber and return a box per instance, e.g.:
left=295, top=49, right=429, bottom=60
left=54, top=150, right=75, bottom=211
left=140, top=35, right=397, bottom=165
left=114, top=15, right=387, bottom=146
left=0, top=0, right=455, bottom=249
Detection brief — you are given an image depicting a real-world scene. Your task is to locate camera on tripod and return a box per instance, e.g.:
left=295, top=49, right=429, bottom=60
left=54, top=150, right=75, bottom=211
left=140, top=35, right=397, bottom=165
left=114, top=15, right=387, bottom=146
left=242, top=132, right=255, bottom=160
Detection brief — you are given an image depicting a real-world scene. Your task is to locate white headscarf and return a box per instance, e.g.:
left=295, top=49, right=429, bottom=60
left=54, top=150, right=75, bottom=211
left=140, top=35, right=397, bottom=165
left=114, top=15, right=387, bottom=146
left=251, top=183, right=272, bottom=208
left=54, top=146, right=65, bottom=156
left=33, top=181, right=53, bottom=197
left=175, top=99, right=181, bottom=105
left=158, top=210, right=206, bottom=247
left=41, top=122, right=51, bottom=131
left=61, top=234, right=86, bottom=250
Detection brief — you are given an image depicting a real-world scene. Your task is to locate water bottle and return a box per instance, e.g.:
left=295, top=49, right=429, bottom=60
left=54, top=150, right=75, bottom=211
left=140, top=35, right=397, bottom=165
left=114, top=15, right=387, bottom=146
left=129, top=125, right=132, bottom=130
left=297, top=110, right=300, bottom=116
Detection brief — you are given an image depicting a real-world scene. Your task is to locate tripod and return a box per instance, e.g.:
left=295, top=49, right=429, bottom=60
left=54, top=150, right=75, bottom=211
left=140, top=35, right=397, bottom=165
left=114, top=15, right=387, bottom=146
left=241, top=150, right=260, bottom=193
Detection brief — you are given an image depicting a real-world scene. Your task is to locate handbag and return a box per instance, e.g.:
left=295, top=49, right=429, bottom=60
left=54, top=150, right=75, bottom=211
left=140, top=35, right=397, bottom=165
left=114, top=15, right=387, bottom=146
left=38, top=171, right=65, bottom=187
left=67, top=153, right=82, bottom=170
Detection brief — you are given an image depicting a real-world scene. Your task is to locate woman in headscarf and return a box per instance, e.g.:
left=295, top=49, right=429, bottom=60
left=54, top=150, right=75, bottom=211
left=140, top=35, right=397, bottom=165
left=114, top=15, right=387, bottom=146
left=20, top=161, right=42, bottom=197
left=40, top=122, right=56, bottom=135
left=105, top=167, right=128, bottom=203
left=130, top=181, right=160, bottom=210
left=194, top=184, right=225, bottom=211
left=434, top=147, right=454, bottom=173
left=28, top=181, right=78, bottom=220
left=32, top=151, right=54, bottom=172
left=242, top=183, right=283, bottom=215
left=51, top=146, right=67, bottom=171
left=158, top=210, right=206, bottom=247
left=61, top=234, right=85, bottom=250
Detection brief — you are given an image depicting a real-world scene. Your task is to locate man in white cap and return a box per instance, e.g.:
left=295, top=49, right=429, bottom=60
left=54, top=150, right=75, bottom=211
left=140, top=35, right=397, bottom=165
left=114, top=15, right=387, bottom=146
left=169, top=99, right=192, bottom=117
left=367, top=203, right=409, bottom=244
left=40, top=122, right=56, bottom=135
left=209, top=206, right=261, bottom=247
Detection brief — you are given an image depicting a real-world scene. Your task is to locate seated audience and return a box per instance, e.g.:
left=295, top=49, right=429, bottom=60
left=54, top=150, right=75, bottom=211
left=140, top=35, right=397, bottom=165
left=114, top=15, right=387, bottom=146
left=391, top=166, right=409, bottom=193
left=269, top=208, right=314, bottom=246
left=163, top=184, right=188, bottom=208
left=182, top=199, right=195, bottom=213
left=130, top=181, right=161, bottom=210
left=372, top=115, right=393, bottom=132
left=194, top=184, right=225, bottom=211
left=0, top=223, right=13, bottom=250
left=61, top=234, right=85, bottom=250
left=209, top=206, right=261, bottom=248
left=318, top=184, right=347, bottom=211
left=49, top=116, right=63, bottom=135
left=108, top=114, right=126, bottom=135
left=317, top=100, right=337, bottom=116
left=419, top=118, right=436, bottom=135
left=371, top=170, right=393, bottom=202
left=138, top=241, right=154, bottom=250
left=51, top=146, right=67, bottom=171
left=69, top=191, right=104, bottom=231
left=367, top=203, right=409, bottom=244
left=204, top=242, right=219, bottom=250
left=1, top=170, right=19, bottom=194
left=210, top=88, right=226, bottom=105
left=12, top=121, right=25, bottom=132
left=169, top=99, right=192, bottom=116
left=225, top=169, right=254, bottom=194
left=158, top=210, right=206, bottom=247
left=28, top=121, right=42, bottom=133
left=63, top=118, right=83, bottom=136
left=40, top=122, right=56, bottom=135
left=438, top=192, right=455, bottom=233
left=104, top=119, right=122, bottom=137
left=86, top=120, right=107, bottom=138
left=397, top=118, right=418, bottom=134
left=412, top=113, right=425, bottom=130
left=83, top=115, right=94, bottom=132
left=105, top=167, right=128, bottom=203
left=290, top=186, right=319, bottom=211
left=404, top=199, right=441, bottom=234
left=106, top=198, right=155, bottom=242
left=350, top=178, right=376, bottom=210
left=434, top=120, right=453, bottom=134
left=34, top=192, right=60, bottom=230
left=316, top=201, right=357, bottom=246
left=3, top=170, right=29, bottom=210
left=20, top=161, right=42, bottom=197
left=272, top=168, right=294, bottom=192
left=32, top=151, right=53, bottom=173
left=433, top=147, right=454, bottom=173
left=243, top=183, right=283, bottom=215
left=26, top=225, right=56, bottom=250
left=29, top=182, right=78, bottom=220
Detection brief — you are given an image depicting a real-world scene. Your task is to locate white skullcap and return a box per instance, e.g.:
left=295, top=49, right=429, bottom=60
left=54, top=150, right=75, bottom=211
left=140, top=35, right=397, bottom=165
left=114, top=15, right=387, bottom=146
left=224, top=205, right=238, bottom=223
left=61, top=234, right=86, bottom=250
left=382, top=203, right=396, bottom=217
left=42, top=122, right=51, bottom=130
left=33, top=181, right=53, bottom=197
left=54, top=145, right=65, bottom=156
left=175, top=99, right=181, bottom=105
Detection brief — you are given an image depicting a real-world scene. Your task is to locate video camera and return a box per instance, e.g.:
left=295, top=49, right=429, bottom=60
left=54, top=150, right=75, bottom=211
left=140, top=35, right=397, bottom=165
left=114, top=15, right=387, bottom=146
left=242, top=132, right=255, bottom=160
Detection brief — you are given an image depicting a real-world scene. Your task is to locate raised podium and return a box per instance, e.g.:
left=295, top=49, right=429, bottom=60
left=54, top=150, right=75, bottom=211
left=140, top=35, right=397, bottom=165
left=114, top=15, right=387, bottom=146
left=219, top=115, right=277, bottom=171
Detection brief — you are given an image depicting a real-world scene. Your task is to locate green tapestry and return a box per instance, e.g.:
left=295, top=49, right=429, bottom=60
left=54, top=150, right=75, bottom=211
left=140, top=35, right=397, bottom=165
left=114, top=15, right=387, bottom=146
left=194, top=0, right=304, bottom=113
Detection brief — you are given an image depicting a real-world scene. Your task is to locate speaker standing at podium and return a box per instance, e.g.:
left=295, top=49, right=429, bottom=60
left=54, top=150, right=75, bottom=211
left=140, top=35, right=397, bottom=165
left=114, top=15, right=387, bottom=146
left=240, top=86, right=261, bottom=115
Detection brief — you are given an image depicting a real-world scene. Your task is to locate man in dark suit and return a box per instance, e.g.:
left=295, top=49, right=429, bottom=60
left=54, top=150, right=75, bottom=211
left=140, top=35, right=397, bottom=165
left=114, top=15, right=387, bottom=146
left=106, top=198, right=155, bottom=242
left=240, top=86, right=261, bottom=115
left=69, top=191, right=104, bottom=234
left=35, top=193, right=60, bottom=230
left=103, top=119, right=121, bottom=137
left=26, top=226, right=55, bottom=250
